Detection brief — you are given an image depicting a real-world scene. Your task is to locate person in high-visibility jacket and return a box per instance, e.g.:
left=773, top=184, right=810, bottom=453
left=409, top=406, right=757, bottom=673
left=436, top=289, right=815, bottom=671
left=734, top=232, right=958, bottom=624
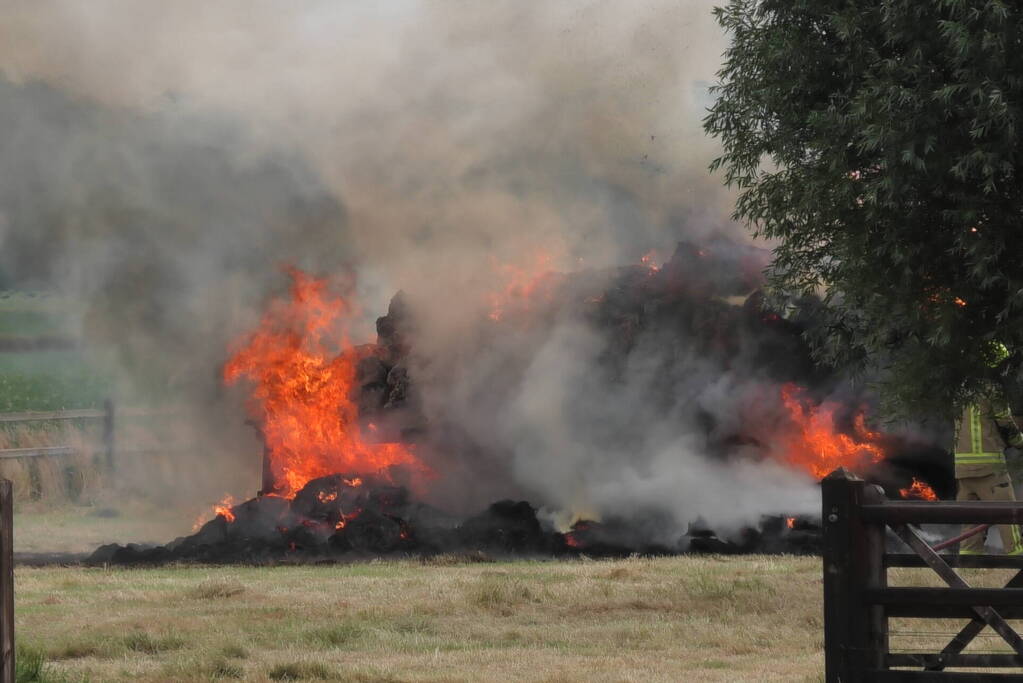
left=955, top=388, right=1023, bottom=555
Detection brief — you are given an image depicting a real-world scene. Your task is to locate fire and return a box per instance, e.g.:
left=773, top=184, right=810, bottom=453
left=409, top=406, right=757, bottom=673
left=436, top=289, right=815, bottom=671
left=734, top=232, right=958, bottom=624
left=214, top=495, right=236, bottom=523
left=564, top=520, right=594, bottom=549
left=775, top=383, right=884, bottom=480
left=785, top=517, right=796, bottom=529
left=224, top=268, right=421, bottom=498
left=900, top=478, right=939, bottom=501
left=487, top=250, right=560, bottom=321
left=640, top=250, right=661, bottom=273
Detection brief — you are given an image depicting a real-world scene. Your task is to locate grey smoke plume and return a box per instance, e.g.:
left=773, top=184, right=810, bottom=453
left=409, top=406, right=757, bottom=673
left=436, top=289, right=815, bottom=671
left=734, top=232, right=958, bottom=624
left=0, top=1, right=819, bottom=531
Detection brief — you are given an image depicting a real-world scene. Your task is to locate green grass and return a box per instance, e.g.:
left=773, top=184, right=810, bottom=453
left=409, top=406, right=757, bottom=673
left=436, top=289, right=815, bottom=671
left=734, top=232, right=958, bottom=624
left=0, top=351, right=111, bottom=412
left=267, top=662, right=334, bottom=680
left=0, top=310, right=61, bottom=337
left=0, top=291, right=110, bottom=412
left=15, top=644, right=68, bottom=683
left=0, top=292, right=69, bottom=337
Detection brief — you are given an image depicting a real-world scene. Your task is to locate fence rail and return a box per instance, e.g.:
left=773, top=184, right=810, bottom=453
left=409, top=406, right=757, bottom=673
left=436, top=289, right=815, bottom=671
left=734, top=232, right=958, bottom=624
left=0, top=447, right=74, bottom=460
left=823, top=467, right=1023, bottom=681
left=0, top=409, right=105, bottom=423
left=0, top=400, right=184, bottom=477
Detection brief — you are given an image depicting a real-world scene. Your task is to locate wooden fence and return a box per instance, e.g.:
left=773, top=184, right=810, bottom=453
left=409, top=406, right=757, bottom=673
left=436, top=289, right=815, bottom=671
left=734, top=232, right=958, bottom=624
left=0, top=400, right=115, bottom=472
left=823, top=467, right=1023, bottom=681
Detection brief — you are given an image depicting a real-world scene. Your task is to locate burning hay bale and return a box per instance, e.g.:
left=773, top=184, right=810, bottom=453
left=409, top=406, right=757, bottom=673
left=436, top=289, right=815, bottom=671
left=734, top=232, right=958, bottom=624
left=88, top=238, right=950, bottom=566
left=88, top=474, right=825, bottom=566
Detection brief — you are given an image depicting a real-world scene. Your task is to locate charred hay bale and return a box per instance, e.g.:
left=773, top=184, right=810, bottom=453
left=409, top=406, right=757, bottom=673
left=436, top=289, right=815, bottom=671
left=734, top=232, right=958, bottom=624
left=376, top=290, right=412, bottom=361
left=356, top=355, right=391, bottom=414
left=385, top=365, right=409, bottom=407
left=280, top=521, right=332, bottom=554
left=337, top=509, right=405, bottom=553
left=291, top=474, right=407, bottom=521
left=85, top=543, right=173, bottom=566
left=164, top=494, right=295, bottom=562
left=563, top=520, right=634, bottom=558
left=290, top=474, right=362, bottom=525
left=367, top=483, right=408, bottom=511
left=356, top=355, right=389, bottom=387
left=457, top=500, right=552, bottom=554
left=172, top=515, right=229, bottom=550
left=226, top=494, right=295, bottom=541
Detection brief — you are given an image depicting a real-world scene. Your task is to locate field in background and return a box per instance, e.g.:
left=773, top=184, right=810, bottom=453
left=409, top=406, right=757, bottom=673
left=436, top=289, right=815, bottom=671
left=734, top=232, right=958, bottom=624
left=18, top=555, right=826, bottom=683
left=0, top=292, right=109, bottom=413
left=0, top=292, right=232, bottom=518
left=14, top=503, right=192, bottom=555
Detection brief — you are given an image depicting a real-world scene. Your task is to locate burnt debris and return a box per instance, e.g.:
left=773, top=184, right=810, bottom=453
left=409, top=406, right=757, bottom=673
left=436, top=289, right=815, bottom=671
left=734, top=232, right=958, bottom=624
left=88, top=474, right=821, bottom=566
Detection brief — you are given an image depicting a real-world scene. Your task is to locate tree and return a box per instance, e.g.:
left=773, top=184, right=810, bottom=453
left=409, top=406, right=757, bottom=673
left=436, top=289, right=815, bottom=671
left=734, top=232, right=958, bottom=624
left=704, top=0, right=1023, bottom=417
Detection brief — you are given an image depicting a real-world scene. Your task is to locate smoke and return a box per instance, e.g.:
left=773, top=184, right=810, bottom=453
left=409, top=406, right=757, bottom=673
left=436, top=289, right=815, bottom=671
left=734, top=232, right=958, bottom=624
left=0, top=1, right=821, bottom=533
left=402, top=264, right=822, bottom=544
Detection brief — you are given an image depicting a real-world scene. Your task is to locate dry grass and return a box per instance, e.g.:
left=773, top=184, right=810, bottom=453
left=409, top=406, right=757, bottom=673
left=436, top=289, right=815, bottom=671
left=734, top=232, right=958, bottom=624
left=0, top=423, right=106, bottom=504
left=887, top=565, right=1023, bottom=662
left=16, top=556, right=827, bottom=682
left=14, top=502, right=191, bottom=555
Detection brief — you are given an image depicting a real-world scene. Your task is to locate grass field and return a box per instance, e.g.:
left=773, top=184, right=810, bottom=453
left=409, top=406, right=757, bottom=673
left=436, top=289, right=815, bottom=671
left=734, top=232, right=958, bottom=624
left=16, top=554, right=1023, bottom=682
left=0, top=350, right=110, bottom=413
left=17, top=556, right=827, bottom=683
left=14, top=503, right=189, bottom=555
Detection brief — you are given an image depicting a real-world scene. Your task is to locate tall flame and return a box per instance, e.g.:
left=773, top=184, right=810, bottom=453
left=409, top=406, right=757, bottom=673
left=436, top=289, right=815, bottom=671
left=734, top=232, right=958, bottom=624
left=224, top=268, right=420, bottom=498
left=775, top=383, right=884, bottom=480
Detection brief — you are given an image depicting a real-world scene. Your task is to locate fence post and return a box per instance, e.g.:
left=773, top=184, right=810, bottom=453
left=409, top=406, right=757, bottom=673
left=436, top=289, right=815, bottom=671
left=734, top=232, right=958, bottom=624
left=0, top=479, right=13, bottom=683
left=822, top=467, right=875, bottom=682
left=863, top=483, right=889, bottom=672
left=102, top=398, right=115, bottom=474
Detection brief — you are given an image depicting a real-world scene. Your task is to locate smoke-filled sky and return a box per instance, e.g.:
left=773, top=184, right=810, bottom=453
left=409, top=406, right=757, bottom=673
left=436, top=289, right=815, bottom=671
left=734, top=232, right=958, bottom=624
left=0, top=1, right=736, bottom=291
left=0, top=2, right=825, bottom=534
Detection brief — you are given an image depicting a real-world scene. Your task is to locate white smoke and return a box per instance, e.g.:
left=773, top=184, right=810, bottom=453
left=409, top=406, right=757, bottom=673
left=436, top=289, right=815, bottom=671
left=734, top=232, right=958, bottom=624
left=0, top=1, right=821, bottom=533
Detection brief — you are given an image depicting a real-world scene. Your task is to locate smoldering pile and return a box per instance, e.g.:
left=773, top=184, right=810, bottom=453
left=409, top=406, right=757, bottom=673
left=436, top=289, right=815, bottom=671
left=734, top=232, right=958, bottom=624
left=87, top=472, right=821, bottom=566
left=89, top=237, right=946, bottom=566
left=363, top=238, right=951, bottom=500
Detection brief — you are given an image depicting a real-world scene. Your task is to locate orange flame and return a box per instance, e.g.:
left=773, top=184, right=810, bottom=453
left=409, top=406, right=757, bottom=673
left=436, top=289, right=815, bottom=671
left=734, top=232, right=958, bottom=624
left=775, top=384, right=884, bottom=480
left=487, top=250, right=560, bottom=321
left=785, top=517, right=796, bottom=529
left=900, top=478, right=938, bottom=501
left=214, top=495, right=236, bottom=523
left=224, top=268, right=421, bottom=498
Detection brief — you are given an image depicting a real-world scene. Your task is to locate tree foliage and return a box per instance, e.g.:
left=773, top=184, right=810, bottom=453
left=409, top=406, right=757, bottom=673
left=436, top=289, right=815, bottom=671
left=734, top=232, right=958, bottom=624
left=705, top=0, right=1023, bottom=416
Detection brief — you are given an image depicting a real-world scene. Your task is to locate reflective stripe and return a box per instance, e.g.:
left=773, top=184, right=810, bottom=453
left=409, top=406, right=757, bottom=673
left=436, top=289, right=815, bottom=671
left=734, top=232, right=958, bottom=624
left=954, top=453, right=1006, bottom=463
left=970, top=405, right=983, bottom=454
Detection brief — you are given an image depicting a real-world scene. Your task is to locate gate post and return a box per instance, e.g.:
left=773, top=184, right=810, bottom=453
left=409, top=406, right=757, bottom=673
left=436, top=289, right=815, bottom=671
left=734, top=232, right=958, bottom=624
left=822, top=467, right=878, bottom=681
left=0, top=479, right=14, bottom=683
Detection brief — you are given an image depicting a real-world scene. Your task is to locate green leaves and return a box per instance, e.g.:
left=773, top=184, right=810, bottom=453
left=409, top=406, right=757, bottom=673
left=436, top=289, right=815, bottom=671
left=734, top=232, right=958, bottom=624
left=705, top=0, right=1023, bottom=415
